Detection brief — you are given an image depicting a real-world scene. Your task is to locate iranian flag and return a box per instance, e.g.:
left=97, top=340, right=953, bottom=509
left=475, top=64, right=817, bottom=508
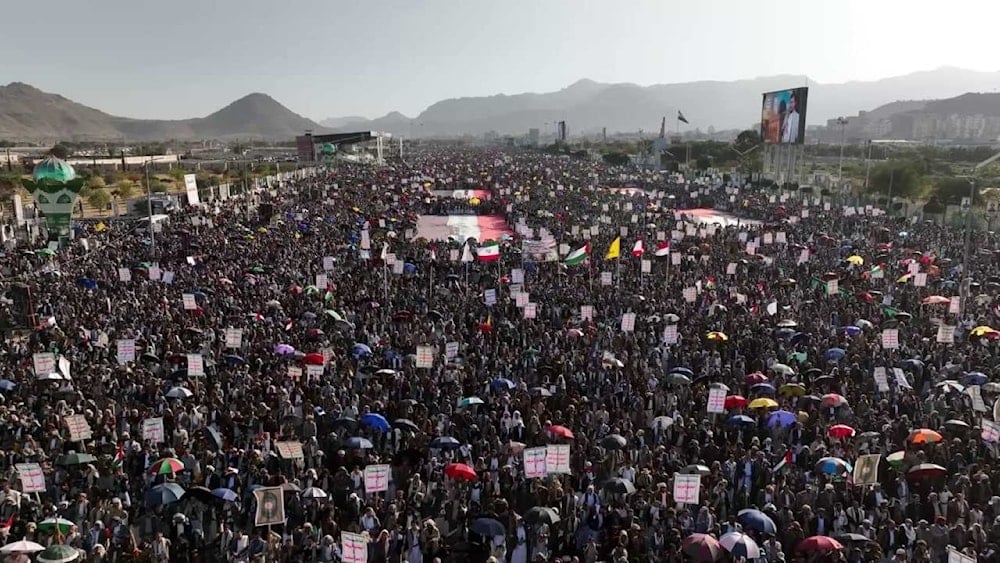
left=477, top=241, right=501, bottom=262
left=564, top=243, right=590, bottom=266
left=654, top=241, right=671, bottom=258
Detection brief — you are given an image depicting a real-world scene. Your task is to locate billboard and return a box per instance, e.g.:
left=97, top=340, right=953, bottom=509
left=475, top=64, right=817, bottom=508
left=761, top=87, right=808, bottom=144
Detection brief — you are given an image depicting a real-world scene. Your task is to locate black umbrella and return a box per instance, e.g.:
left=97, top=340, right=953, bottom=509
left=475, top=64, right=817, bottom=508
left=600, top=434, right=627, bottom=450
left=603, top=478, right=637, bottom=495
left=202, top=427, right=223, bottom=451
left=471, top=518, right=506, bottom=537
left=332, top=417, right=358, bottom=430
left=183, top=486, right=217, bottom=504
left=523, top=506, right=561, bottom=525
left=393, top=418, right=419, bottom=432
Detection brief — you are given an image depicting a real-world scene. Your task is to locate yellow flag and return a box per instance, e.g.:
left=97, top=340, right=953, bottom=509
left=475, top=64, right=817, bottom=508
left=94, top=222, right=107, bottom=233
left=605, top=237, right=621, bottom=260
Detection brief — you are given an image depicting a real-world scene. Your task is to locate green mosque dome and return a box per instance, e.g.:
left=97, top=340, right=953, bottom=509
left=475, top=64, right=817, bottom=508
left=32, top=156, right=76, bottom=183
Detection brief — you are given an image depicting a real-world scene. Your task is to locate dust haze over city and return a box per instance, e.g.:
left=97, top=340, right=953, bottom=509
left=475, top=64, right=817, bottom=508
left=2, top=2, right=1000, bottom=563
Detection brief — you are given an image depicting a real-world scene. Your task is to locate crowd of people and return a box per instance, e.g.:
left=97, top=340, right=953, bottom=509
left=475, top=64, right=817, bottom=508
left=0, top=147, right=996, bottom=563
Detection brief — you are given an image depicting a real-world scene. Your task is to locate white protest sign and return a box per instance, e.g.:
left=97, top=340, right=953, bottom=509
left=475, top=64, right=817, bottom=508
left=580, top=305, right=593, bottom=321
left=673, top=473, right=701, bottom=504
left=118, top=268, right=132, bottom=282
left=937, top=325, right=955, bottom=344
left=826, top=279, right=839, bottom=296
left=484, top=289, right=497, bottom=306
left=64, top=414, right=93, bottom=441
left=523, top=447, right=548, bottom=479
left=15, top=463, right=45, bottom=493
left=445, top=342, right=459, bottom=360
left=524, top=303, right=537, bottom=319
left=621, top=312, right=636, bottom=333
left=341, top=532, right=368, bottom=563
left=182, top=294, right=197, bottom=310
left=306, top=364, right=324, bottom=380
left=707, top=387, right=726, bottom=413
left=545, top=444, right=571, bottom=474
left=363, top=464, right=391, bottom=493
left=600, top=272, right=612, bottom=286
left=116, top=339, right=136, bottom=365
left=287, top=366, right=302, bottom=381
left=415, top=346, right=435, bottom=368
left=663, top=325, right=678, bottom=344
left=33, top=352, right=55, bottom=376
left=881, top=329, right=899, bottom=349
left=683, top=287, right=697, bottom=303
left=225, top=328, right=243, bottom=349
left=186, top=354, right=205, bottom=376
left=142, top=417, right=165, bottom=443
left=873, top=367, right=890, bottom=392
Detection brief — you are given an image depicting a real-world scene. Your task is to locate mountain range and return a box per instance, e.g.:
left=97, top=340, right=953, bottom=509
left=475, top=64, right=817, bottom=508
left=3, top=67, right=1000, bottom=142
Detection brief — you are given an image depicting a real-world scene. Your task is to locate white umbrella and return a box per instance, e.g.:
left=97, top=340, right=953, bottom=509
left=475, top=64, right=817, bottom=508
left=301, top=487, right=328, bottom=499
left=719, top=531, right=761, bottom=559
left=651, top=416, right=674, bottom=429
left=35, top=372, right=64, bottom=381
left=0, top=538, right=44, bottom=553
left=166, top=387, right=193, bottom=399
left=770, top=363, right=794, bottom=376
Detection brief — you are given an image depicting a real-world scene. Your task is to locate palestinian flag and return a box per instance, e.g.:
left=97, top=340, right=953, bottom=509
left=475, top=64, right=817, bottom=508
left=654, top=241, right=671, bottom=258
left=631, top=239, right=645, bottom=258
left=564, top=243, right=590, bottom=266
left=113, top=444, right=125, bottom=470
left=477, top=241, right=501, bottom=262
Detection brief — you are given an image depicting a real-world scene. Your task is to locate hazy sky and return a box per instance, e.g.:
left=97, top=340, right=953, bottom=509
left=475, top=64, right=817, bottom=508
left=3, top=0, right=998, bottom=121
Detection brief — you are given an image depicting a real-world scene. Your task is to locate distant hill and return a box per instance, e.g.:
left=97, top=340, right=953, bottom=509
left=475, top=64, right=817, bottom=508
left=825, top=91, right=1000, bottom=142
left=328, top=67, right=1000, bottom=138
left=319, top=116, right=368, bottom=128
left=921, top=92, right=1000, bottom=116
left=0, top=83, right=324, bottom=141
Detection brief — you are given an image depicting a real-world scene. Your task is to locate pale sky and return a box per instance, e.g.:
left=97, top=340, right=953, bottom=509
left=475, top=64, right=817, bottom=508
left=3, top=0, right=998, bottom=121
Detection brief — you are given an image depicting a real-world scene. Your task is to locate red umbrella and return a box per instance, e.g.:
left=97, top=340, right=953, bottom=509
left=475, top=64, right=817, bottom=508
left=444, top=463, right=476, bottom=481
left=303, top=353, right=325, bottom=366
left=682, top=533, right=722, bottom=562
left=745, top=372, right=768, bottom=385
left=797, top=536, right=844, bottom=553
left=725, top=395, right=748, bottom=410
left=828, top=424, right=856, bottom=440
left=548, top=425, right=574, bottom=439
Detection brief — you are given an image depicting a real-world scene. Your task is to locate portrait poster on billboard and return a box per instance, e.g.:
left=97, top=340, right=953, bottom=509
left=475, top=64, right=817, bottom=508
left=761, top=87, right=809, bottom=144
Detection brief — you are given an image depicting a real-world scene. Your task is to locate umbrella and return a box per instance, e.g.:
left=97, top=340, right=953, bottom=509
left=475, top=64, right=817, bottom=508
left=351, top=343, right=373, bottom=358
left=906, top=463, right=947, bottom=480
left=302, top=487, right=328, bottom=499
left=825, top=348, right=847, bottom=362
left=529, top=386, right=554, bottom=397
left=146, top=482, right=186, bottom=506
left=681, top=464, right=711, bottom=475
left=393, top=418, right=419, bottom=432
left=149, top=457, right=185, bottom=475
left=166, top=387, right=193, bottom=400
left=491, top=378, right=516, bottom=390
left=651, top=416, right=674, bottom=429
left=944, top=419, right=970, bottom=431
left=886, top=450, right=907, bottom=468
left=706, top=331, right=729, bottom=342
left=444, top=462, right=477, bottom=481
left=211, top=488, right=239, bottom=503
left=457, top=396, right=484, bottom=408
left=471, top=518, right=506, bottom=537
left=523, top=506, right=560, bottom=525
left=274, top=343, right=295, bottom=355
left=682, top=534, right=723, bottom=562
left=935, top=380, right=965, bottom=393
left=779, top=383, right=807, bottom=397
left=908, top=428, right=943, bottom=444
left=745, top=372, right=768, bottom=385
left=664, top=372, right=691, bottom=385
left=963, top=372, right=988, bottom=386
left=737, top=509, right=777, bottom=535
left=770, top=363, right=794, bottom=375
left=815, top=457, right=852, bottom=475
left=548, top=425, right=574, bottom=439
left=797, top=536, right=844, bottom=553
left=35, top=545, right=79, bottom=563
left=840, top=325, right=862, bottom=336
left=750, top=383, right=776, bottom=395
left=719, top=532, right=761, bottom=559
left=360, top=413, right=390, bottom=432
left=724, top=395, right=747, bottom=409
left=748, top=397, right=778, bottom=409
left=776, top=319, right=798, bottom=328
left=727, top=415, right=756, bottom=427
left=0, top=539, right=45, bottom=553
left=344, top=437, right=374, bottom=449
left=921, top=295, right=951, bottom=305
left=821, top=393, right=848, bottom=408
left=670, top=366, right=694, bottom=376
left=303, top=352, right=325, bottom=365
left=828, top=424, right=856, bottom=439
left=846, top=255, right=864, bottom=266
left=203, top=427, right=223, bottom=451
left=600, top=434, right=627, bottom=449
left=766, top=410, right=797, bottom=428
left=603, top=477, right=637, bottom=495
left=430, top=436, right=462, bottom=450
left=55, top=453, right=98, bottom=466
left=182, top=486, right=215, bottom=504
left=0, top=379, right=16, bottom=391
left=835, top=533, right=871, bottom=544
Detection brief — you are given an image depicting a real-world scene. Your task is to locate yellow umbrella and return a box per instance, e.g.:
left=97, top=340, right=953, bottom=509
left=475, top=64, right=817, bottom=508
left=896, top=273, right=913, bottom=284
left=257, top=227, right=268, bottom=234
left=972, top=325, right=998, bottom=337
left=846, top=255, right=864, bottom=266
left=706, top=331, right=729, bottom=342
left=468, top=197, right=481, bottom=206
left=748, top=397, right=778, bottom=409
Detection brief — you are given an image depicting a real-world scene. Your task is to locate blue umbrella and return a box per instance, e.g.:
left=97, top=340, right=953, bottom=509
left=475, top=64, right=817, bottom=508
left=727, top=415, right=756, bottom=427
left=840, top=326, right=862, bottom=336
left=825, top=348, right=847, bottom=362
left=430, top=436, right=462, bottom=450
left=352, top=343, right=373, bottom=358
left=766, top=410, right=797, bottom=428
left=963, top=371, right=988, bottom=386
left=669, top=366, right=694, bottom=377
left=404, top=263, right=417, bottom=274
left=492, top=378, right=516, bottom=390
left=223, top=354, right=245, bottom=366
left=789, top=332, right=811, bottom=346
left=360, top=413, right=390, bottom=432
left=344, top=437, right=374, bottom=449
left=0, top=379, right=15, bottom=391
left=737, top=509, right=777, bottom=535
left=146, top=483, right=185, bottom=507
left=383, top=350, right=402, bottom=361
left=815, top=456, right=853, bottom=475
left=211, top=488, right=239, bottom=503
left=750, top=383, right=776, bottom=395
left=76, top=277, right=97, bottom=290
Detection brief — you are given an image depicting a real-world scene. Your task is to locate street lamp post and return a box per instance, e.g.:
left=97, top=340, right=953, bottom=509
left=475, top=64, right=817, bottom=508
left=145, top=157, right=155, bottom=254
left=836, top=117, right=848, bottom=189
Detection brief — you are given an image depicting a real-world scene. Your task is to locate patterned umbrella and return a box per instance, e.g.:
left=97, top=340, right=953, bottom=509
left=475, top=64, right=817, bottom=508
left=682, top=534, right=722, bottom=562
left=149, top=457, right=185, bottom=475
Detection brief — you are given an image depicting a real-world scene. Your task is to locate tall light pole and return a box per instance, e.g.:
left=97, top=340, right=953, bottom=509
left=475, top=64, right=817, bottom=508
left=145, top=156, right=155, bottom=254
left=836, top=117, right=848, bottom=189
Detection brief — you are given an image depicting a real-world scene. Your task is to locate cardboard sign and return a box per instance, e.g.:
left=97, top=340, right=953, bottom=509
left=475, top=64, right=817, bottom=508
left=182, top=294, right=197, bottom=310
left=707, top=387, right=726, bottom=413
left=15, top=463, right=45, bottom=493
left=621, top=312, right=636, bottom=333
left=673, top=473, right=701, bottom=504
left=186, top=354, right=204, bottom=376
left=580, top=305, right=593, bottom=321
left=142, top=417, right=165, bottom=443
left=363, top=464, right=390, bottom=493
left=415, top=346, right=435, bottom=368
left=523, top=447, right=547, bottom=479
left=225, top=328, right=243, bottom=349
left=116, top=339, right=136, bottom=365
left=881, top=329, right=899, bottom=349
left=663, top=325, right=678, bottom=345
left=275, top=441, right=305, bottom=460
left=33, top=352, right=55, bottom=376
left=64, top=414, right=93, bottom=441
left=545, top=444, right=570, bottom=474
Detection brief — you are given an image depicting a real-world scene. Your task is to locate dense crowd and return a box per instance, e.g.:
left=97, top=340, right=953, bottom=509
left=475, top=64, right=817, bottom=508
left=0, top=147, right=997, bottom=563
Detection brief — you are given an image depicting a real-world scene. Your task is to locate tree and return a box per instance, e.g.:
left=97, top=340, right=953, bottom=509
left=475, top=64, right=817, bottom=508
left=112, top=179, right=137, bottom=200
left=695, top=155, right=712, bottom=171
left=87, top=175, right=106, bottom=190
left=602, top=152, right=630, bottom=167
left=866, top=160, right=925, bottom=199
left=149, top=181, right=169, bottom=193
left=49, top=144, right=71, bottom=159
left=86, top=188, right=111, bottom=211
left=733, top=129, right=763, bottom=176
left=933, top=176, right=977, bottom=205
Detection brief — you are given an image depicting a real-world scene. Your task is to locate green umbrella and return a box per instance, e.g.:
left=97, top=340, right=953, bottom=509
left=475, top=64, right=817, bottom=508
left=55, top=453, right=98, bottom=467
left=324, top=310, right=343, bottom=321
left=36, top=544, right=79, bottom=563
left=37, top=518, right=74, bottom=535
left=886, top=450, right=907, bottom=469
left=36, top=248, right=57, bottom=257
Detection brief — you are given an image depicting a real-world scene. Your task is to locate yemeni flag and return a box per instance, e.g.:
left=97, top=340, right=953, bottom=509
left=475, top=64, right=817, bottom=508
left=564, top=243, right=590, bottom=266
left=654, top=241, right=671, bottom=258
left=113, top=444, right=125, bottom=470
left=477, top=241, right=501, bottom=262
left=631, top=239, right=645, bottom=257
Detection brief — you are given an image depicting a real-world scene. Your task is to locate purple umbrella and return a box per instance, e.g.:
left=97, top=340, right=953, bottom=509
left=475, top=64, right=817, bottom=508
left=767, top=410, right=797, bottom=428
left=274, top=344, right=295, bottom=355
